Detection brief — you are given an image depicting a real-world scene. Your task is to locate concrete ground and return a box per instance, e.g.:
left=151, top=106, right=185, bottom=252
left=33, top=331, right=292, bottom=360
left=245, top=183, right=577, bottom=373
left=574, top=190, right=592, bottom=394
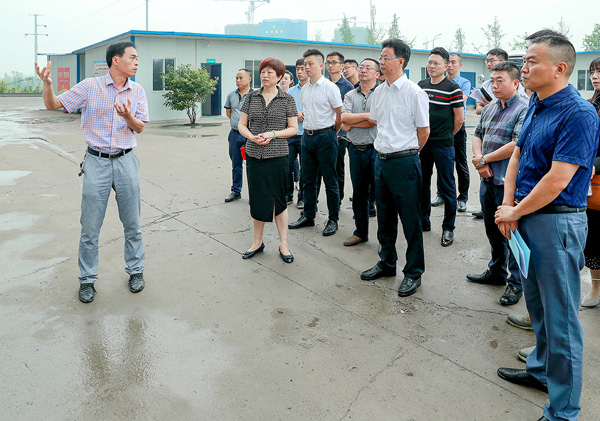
left=1, top=97, right=599, bottom=420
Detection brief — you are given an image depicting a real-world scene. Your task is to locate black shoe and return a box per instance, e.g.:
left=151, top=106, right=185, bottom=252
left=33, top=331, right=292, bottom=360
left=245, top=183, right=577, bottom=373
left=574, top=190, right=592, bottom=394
left=466, top=270, right=506, bottom=285
left=360, top=263, right=396, bottom=281
left=472, top=210, right=483, bottom=219
left=225, top=192, right=241, bottom=202
left=441, top=229, right=454, bottom=247
left=500, top=284, right=523, bottom=306
left=431, top=195, right=444, bottom=207
left=369, top=205, right=377, bottom=217
left=398, top=277, right=421, bottom=297
left=79, top=283, right=96, bottom=303
left=286, top=195, right=294, bottom=205
left=279, top=248, right=294, bottom=263
left=422, top=220, right=431, bottom=232
left=242, top=243, right=265, bottom=259
left=457, top=200, right=467, bottom=212
left=323, top=220, right=338, bottom=236
left=296, top=200, right=304, bottom=209
left=129, top=273, right=145, bottom=293
left=497, top=367, right=548, bottom=393
left=537, top=417, right=549, bottom=421
left=289, top=216, right=315, bottom=229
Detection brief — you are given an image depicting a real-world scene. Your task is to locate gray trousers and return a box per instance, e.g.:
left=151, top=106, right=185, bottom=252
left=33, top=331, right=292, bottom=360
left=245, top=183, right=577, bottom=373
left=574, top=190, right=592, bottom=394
left=78, top=150, right=145, bottom=283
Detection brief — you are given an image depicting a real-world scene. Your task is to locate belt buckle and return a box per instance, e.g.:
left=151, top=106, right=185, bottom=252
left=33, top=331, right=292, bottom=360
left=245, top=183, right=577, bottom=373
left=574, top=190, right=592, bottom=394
left=306, top=129, right=314, bottom=136
left=379, top=153, right=386, bottom=160
left=109, top=151, right=122, bottom=159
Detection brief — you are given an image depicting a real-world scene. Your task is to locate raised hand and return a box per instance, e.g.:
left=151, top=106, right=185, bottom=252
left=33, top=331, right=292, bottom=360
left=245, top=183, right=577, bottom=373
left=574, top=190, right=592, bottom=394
left=114, top=99, right=132, bottom=117
left=35, top=61, right=52, bottom=85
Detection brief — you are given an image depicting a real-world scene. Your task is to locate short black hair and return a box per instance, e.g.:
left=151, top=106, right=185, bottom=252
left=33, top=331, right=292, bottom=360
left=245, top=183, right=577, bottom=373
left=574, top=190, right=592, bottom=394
left=361, top=58, right=380, bottom=72
left=491, top=61, right=521, bottom=81
left=106, top=41, right=136, bottom=68
left=486, top=48, right=508, bottom=61
left=327, top=51, right=345, bottom=62
left=526, top=29, right=576, bottom=78
left=381, top=38, right=411, bottom=69
left=295, top=58, right=305, bottom=67
left=430, top=47, right=450, bottom=63
left=590, top=57, right=600, bottom=73
left=303, top=49, right=324, bottom=64
left=450, top=52, right=462, bottom=62
left=238, top=68, right=252, bottom=78
left=343, top=59, right=359, bottom=67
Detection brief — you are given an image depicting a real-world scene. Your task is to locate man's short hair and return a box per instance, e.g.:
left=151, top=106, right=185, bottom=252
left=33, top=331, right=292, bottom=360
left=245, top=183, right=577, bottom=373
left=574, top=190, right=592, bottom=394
left=295, top=58, right=305, bottom=67
left=430, top=47, right=450, bottom=64
left=239, top=68, right=252, bottom=78
left=381, top=38, right=411, bottom=69
left=486, top=48, right=508, bottom=61
left=361, top=58, right=381, bottom=72
left=259, top=57, right=286, bottom=78
left=526, top=29, right=576, bottom=78
left=491, top=61, right=521, bottom=81
left=106, top=41, right=135, bottom=68
left=303, top=49, right=324, bottom=64
left=450, top=52, right=462, bottom=62
left=343, top=59, right=359, bottom=67
left=327, top=51, right=345, bottom=62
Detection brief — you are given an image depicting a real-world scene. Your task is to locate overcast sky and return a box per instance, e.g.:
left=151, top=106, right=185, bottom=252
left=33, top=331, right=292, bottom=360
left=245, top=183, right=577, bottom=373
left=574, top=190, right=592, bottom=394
left=3, top=0, right=598, bottom=75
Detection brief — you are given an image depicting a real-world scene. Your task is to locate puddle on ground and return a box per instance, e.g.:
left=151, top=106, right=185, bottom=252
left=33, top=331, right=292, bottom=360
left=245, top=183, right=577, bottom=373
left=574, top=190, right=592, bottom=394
left=0, top=170, right=32, bottom=186
left=0, top=212, right=40, bottom=231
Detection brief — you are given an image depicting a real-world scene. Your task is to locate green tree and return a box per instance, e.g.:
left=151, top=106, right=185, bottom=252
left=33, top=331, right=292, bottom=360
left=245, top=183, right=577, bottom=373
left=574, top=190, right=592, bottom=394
left=162, top=64, right=218, bottom=126
left=511, top=32, right=529, bottom=50
left=555, top=17, right=571, bottom=38
left=452, top=27, right=466, bottom=52
left=583, top=24, right=600, bottom=51
left=339, top=14, right=355, bottom=44
left=482, top=16, right=505, bottom=49
left=366, top=0, right=384, bottom=45
left=386, top=13, right=416, bottom=48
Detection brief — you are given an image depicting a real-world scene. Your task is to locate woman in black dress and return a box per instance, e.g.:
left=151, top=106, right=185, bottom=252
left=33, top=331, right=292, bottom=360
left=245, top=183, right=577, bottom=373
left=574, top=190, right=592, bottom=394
left=582, top=57, right=600, bottom=307
left=238, top=57, right=298, bottom=263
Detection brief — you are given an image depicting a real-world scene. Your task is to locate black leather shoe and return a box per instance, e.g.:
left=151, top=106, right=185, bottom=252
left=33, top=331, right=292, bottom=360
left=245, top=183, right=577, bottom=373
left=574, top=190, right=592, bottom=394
left=369, top=205, right=377, bottom=217
left=225, top=192, right=241, bottom=202
left=441, top=229, right=454, bottom=247
left=360, top=263, right=396, bottom=281
left=497, top=367, right=548, bottom=393
left=467, top=270, right=506, bottom=285
left=279, top=248, right=294, bottom=263
left=472, top=210, right=483, bottom=219
left=79, top=283, right=96, bottom=303
left=422, top=220, right=431, bottom=232
left=288, top=215, right=315, bottom=229
left=537, top=417, right=549, bottom=421
left=242, top=243, right=265, bottom=259
left=322, top=220, right=338, bottom=236
left=398, top=277, right=421, bottom=297
left=500, top=284, right=523, bottom=306
left=431, top=195, right=444, bottom=207
left=286, top=195, right=294, bottom=205
left=129, top=273, right=145, bottom=293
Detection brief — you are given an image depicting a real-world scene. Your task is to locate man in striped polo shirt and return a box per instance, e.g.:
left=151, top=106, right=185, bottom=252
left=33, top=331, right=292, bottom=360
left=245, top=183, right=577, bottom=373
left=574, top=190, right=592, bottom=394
left=418, top=47, right=464, bottom=247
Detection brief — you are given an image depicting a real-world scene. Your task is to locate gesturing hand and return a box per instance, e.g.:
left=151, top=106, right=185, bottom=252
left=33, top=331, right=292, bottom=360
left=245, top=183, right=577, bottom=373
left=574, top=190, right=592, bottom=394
left=35, top=61, right=52, bottom=85
left=114, top=99, right=132, bottom=117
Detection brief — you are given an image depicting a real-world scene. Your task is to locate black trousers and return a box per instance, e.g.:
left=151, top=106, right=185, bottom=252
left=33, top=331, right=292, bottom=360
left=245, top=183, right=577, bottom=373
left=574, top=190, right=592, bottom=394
left=348, top=144, right=375, bottom=239
left=435, top=124, right=469, bottom=202
left=287, top=135, right=303, bottom=201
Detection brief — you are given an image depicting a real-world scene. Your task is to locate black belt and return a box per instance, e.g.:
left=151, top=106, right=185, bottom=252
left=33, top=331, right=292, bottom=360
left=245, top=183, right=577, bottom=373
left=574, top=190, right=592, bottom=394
left=352, top=143, right=374, bottom=151
left=87, top=147, right=132, bottom=159
left=231, top=128, right=240, bottom=133
left=304, top=126, right=335, bottom=136
left=377, top=149, right=419, bottom=160
left=516, top=200, right=587, bottom=214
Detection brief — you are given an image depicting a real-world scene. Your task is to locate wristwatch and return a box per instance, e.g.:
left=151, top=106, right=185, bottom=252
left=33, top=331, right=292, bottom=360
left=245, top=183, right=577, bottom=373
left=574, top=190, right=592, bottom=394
left=479, top=155, right=486, bottom=166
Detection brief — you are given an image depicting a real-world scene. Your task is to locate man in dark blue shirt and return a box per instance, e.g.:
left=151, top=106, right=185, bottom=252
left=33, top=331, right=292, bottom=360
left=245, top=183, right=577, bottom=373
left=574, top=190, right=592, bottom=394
left=495, top=30, right=600, bottom=421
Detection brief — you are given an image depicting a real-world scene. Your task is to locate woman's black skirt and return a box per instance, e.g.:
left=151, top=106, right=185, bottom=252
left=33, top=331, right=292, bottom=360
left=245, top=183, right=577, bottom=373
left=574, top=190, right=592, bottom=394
left=585, top=209, right=600, bottom=270
left=246, top=155, right=288, bottom=222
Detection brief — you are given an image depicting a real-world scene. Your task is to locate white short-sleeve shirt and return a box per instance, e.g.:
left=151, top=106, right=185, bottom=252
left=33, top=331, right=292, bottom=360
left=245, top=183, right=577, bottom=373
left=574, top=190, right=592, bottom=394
left=301, top=75, right=343, bottom=130
left=369, top=74, right=429, bottom=153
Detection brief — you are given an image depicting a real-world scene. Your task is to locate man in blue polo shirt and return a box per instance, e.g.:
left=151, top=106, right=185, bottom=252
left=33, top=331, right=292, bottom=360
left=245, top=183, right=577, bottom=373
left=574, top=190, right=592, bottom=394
left=495, top=30, right=599, bottom=421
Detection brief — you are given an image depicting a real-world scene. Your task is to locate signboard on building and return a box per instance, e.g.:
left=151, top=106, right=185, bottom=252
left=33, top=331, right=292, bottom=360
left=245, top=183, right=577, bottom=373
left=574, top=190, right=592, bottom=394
left=93, top=61, right=109, bottom=77
left=57, top=68, right=70, bottom=93
left=206, top=59, right=216, bottom=63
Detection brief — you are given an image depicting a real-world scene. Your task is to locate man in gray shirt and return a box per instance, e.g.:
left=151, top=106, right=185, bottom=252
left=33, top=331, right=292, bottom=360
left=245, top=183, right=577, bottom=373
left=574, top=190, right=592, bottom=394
left=224, top=69, right=253, bottom=202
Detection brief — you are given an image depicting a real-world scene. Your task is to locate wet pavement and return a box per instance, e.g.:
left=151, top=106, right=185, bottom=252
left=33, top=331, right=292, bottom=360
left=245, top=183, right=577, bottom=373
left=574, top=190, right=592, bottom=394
left=1, top=97, right=599, bottom=420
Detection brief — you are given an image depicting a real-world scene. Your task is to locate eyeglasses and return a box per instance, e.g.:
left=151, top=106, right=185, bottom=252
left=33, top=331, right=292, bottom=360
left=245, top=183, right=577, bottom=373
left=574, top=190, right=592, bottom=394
left=379, top=56, right=399, bottom=62
left=485, top=58, right=499, bottom=64
left=326, top=61, right=341, bottom=66
left=427, top=61, right=444, bottom=67
left=342, top=65, right=357, bottom=71
left=358, top=65, right=377, bottom=72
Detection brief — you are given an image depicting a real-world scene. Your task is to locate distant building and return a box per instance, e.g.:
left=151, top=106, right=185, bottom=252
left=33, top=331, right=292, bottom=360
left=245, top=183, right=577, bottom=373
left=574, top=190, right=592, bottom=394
left=258, top=19, right=307, bottom=40
left=333, top=27, right=369, bottom=45
left=224, top=24, right=258, bottom=37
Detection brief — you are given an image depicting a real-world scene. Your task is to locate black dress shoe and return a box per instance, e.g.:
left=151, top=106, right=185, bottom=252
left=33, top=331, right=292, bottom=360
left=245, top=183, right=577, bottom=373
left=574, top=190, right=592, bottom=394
left=472, top=210, right=483, bottom=219
left=360, top=263, right=396, bottom=281
left=398, top=277, right=421, bottom=297
left=286, top=195, right=294, bottom=205
left=242, top=243, right=265, bottom=259
left=129, top=273, right=145, bottom=293
left=279, top=248, right=294, bottom=263
left=466, top=270, right=506, bottom=285
left=537, top=417, right=549, bottom=421
left=322, top=220, right=338, bottom=236
left=497, top=367, right=548, bottom=393
left=422, top=220, right=431, bottom=232
left=79, top=283, right=96, bottom=303
left=500, top=284, right=523, bottom=306
left=289, top=215, right=315, bottom=229
left=225, top=192, right=241, bottom=202
left=441, top=229, right=454, bottom=247
left=369, top=205, right=377, bottom=217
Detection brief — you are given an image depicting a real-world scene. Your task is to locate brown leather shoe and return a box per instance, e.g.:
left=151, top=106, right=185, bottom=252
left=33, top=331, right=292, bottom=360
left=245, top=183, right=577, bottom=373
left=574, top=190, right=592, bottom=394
left=343, top=235, right=366, bottom=247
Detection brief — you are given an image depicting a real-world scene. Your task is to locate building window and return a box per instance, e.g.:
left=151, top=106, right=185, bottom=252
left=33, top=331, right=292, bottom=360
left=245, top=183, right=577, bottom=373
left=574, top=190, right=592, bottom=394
left=153, top=58, right=176, bottom=91
left=578, top=70, right=586, bottom=91
left=587, top=70, right=594, bottom=91
left=244, top=59, right=262, bottom=89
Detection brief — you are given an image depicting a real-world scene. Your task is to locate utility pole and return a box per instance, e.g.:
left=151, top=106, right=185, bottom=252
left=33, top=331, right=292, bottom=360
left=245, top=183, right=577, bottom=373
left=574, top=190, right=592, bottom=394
left=26, top=14, right=48, bottom=64
left=146, top=0, right=149, bottom=30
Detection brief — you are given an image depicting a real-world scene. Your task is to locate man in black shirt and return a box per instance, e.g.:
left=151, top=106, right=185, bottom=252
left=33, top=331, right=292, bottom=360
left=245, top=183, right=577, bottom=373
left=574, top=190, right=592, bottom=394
left=418, top=47, right=464, bottom=246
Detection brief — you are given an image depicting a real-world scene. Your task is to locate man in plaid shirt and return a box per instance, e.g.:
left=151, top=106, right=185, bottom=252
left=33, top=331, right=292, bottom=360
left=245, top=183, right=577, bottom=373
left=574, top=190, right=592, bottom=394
left=35, top=41, right=149, bottom=303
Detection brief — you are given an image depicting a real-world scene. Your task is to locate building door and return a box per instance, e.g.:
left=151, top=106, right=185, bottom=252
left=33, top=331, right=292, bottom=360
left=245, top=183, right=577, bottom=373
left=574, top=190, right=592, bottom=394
left=461, top=71, right=476, bottom=107
left=202, top=63, right=222, bottom=117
